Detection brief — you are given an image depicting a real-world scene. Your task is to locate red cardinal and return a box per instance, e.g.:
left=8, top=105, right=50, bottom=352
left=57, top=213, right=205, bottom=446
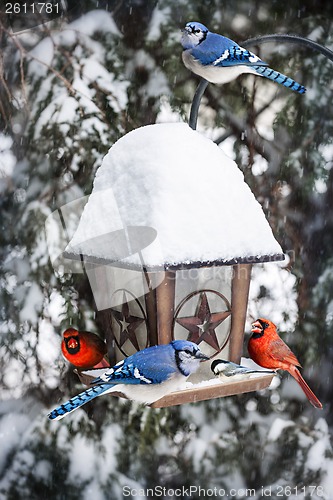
left=61, top=328, right=109, bottom=370
left=248, top=318, right=322, bottom=409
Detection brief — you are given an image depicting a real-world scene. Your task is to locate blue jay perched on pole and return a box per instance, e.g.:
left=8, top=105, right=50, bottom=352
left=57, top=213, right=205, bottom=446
left=48, top=340, right=208, bottom=420
left=181, top=22, right=306, bottom=94
left=211, top=359, right=275, bottom=380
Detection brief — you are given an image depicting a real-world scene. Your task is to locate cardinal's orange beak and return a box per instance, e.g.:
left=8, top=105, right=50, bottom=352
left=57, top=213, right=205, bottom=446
left=251, top=320, right=263, bottom=334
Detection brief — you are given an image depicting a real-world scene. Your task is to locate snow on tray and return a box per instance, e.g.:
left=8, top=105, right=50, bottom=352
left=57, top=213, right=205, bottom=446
left=80, top=357, right=276, bottom=393
left=65, top=123, right=283, bottom=269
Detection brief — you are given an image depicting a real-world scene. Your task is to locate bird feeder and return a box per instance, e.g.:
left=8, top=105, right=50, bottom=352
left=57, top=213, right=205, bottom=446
left=59, top=122, right=282, bottom=406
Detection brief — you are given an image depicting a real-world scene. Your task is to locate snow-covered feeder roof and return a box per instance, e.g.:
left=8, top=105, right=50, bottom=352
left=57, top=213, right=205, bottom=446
left=65, top=123, right=284, bottom=270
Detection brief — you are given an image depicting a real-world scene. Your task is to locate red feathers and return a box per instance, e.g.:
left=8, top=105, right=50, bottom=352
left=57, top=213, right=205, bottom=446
left=248, top=318, right=322, bottom=409
left=61, top=328, right=109, bottom=370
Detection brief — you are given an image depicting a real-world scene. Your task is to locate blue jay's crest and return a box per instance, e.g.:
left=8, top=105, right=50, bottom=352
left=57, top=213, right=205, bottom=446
left=185, top=21, right=208, bottom=32
left=181, top=21, right=306, bottom=93
left=48, top=340, right=208, bottom=420
left=171, top=339, right=206, bottom=356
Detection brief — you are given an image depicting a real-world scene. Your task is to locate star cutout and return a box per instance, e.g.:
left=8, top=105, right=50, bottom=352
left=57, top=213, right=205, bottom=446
left=111, top=292, right=144, bottom=351
left=176, top=292, right=231, bottom=351
left=119, top=318, right=130, bottom=332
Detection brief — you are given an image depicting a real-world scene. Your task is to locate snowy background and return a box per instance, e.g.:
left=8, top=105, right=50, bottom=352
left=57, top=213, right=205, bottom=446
left=1, top=1, right=333, bottom=498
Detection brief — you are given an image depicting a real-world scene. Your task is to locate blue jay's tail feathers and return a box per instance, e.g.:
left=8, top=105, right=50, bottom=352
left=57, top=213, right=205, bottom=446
left=48, top=383, right=113, bottom=420
left=253, top=65, right=306, bottom=94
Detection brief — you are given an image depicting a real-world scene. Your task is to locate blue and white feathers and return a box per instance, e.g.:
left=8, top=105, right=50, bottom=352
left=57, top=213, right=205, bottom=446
left=181, top=21, right=306, bottom=94
left=48, top=340, right=208, bottom=420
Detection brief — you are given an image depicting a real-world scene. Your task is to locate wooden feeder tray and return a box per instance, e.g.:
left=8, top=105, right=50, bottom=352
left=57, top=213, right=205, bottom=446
left=150, top=373, right=274, bottom=407
left=74, top=369, right=274, bottom=408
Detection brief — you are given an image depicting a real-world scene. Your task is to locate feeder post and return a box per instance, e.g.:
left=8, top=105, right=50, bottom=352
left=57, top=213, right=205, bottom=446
left=229, top=264, right=252, bottom=363
left=156, top=270, right=176, bottom=344
left=143, top=270, right=158, bottom=346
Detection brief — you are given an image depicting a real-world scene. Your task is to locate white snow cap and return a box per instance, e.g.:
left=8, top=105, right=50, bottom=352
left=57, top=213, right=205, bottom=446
left=66, top=123, right=283, bottom=269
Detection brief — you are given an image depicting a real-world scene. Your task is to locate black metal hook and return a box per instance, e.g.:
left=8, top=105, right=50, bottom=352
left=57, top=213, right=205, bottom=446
left=188, top=34, right=333, bottom=130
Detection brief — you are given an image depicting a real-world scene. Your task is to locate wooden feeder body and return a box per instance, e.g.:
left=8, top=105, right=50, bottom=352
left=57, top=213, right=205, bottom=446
left=64, top=123, right=284, bottom=406
left=81, top=258, right=277, bottom=406
left=88, top=263, right=247, bottom=364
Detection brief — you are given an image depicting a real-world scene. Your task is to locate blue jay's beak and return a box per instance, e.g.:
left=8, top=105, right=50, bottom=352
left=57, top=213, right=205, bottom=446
left=195, top=350, right=209, bottom=361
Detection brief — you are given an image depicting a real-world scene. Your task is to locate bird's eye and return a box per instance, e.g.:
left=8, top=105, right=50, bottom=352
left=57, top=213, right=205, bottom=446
left=184, top=349, right=192, bottom=355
